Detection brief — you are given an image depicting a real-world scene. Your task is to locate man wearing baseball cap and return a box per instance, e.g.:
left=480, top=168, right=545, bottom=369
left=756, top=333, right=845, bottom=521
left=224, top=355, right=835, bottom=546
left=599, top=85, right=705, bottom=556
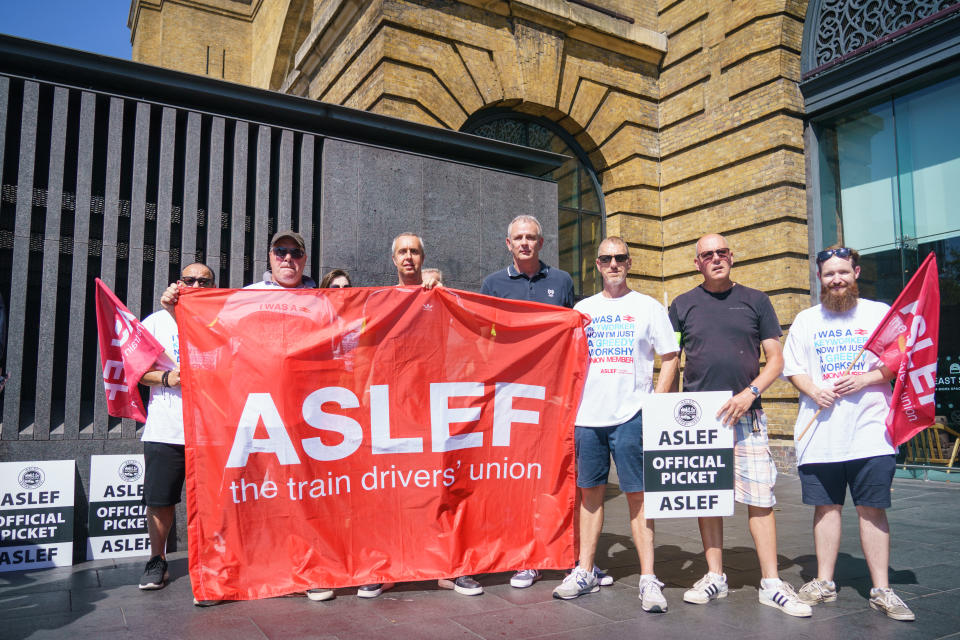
left=245, top=230, right=316, bottom=289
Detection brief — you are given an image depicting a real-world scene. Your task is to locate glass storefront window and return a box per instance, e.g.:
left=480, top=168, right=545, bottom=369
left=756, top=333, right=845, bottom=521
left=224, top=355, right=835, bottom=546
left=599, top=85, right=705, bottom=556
left=465, top=113, right=604, bottom=298
left=816, top=73, right=960, bottom=434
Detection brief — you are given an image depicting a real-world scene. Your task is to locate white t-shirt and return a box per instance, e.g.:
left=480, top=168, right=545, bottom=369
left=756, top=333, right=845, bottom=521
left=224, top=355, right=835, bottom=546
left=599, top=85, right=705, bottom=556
left=140, top=310, right=184, bottom=445
left=574, top=290, right=679, bottom=427
left=782, top=298, right=896, bottom=465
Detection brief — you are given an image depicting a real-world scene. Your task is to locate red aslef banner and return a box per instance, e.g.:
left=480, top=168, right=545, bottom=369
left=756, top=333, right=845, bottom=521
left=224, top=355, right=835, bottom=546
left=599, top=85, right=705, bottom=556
left=862, top=252, right=940, bottom=446
left=94, top=278, right=174, bottom=422
left=176, top=286, right=589, bottom=601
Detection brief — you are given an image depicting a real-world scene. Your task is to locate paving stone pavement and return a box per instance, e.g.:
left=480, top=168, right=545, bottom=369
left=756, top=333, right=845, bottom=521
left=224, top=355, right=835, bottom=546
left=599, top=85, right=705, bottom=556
left=2, top=474, right=959, bottom=640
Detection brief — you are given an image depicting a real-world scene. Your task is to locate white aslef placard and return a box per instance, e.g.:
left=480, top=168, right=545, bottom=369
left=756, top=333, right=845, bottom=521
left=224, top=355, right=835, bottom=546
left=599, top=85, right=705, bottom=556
left=0, top=460, right=75, bottom=571
left=643, top=391, right=734, bottom=519
left=87, top=454, right=150, bottom=560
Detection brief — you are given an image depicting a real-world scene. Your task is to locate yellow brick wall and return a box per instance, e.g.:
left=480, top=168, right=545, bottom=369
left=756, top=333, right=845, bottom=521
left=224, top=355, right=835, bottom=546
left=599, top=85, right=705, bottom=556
left=130, top=0, right=813, bottom=451
left=129, top=0, right=255, bottom=84
left=657, top=0, right=809, bottom=448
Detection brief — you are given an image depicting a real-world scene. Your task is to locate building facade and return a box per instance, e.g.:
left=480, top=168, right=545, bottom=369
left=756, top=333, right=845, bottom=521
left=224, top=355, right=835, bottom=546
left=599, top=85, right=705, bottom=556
left=128, top=0, right=960, bottom=463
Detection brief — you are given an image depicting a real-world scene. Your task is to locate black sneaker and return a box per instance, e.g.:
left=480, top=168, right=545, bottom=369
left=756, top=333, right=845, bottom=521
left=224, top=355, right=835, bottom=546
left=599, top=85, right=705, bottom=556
left=193, top=597, right=222, bottom=607
left=437, top=576, right=483, bottom=595
left=357, top=583, right=394, bottom=598
left=139, top=555, right=168, bottom=590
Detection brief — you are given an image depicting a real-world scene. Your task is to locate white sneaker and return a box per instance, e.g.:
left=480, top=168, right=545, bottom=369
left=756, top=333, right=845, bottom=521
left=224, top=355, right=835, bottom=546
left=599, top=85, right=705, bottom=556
left=869, top=587, right=915, bottom=621
left=306, top=588, right=334, bottom=602
left=759, top=580, right=812, bottom=617
left=552, top=566, right=599, bottom=600
left=639, top=576, right=668, bottom=613
left=510, top=569, right=541, bottom=588
left=593, top=566, right=614, bottom=587
left=798, top=578, right=837, bottom=604
left=683, top=572, right=728, bottom=604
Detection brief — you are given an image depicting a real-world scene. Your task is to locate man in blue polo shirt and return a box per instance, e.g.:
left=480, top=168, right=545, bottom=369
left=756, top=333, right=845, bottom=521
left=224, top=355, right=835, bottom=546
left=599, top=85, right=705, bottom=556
left=481, top=215, right=574, bottom=308
left=482, top=214, right=581, bottom=590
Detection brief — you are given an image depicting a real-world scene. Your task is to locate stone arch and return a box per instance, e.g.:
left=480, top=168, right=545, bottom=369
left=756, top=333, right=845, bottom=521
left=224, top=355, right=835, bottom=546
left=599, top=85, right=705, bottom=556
left=463, top=105, right=607, bottom=296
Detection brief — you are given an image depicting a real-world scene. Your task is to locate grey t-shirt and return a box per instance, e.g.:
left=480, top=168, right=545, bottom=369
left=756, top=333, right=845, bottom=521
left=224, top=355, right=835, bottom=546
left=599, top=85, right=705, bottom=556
left=668, top=284, right=781, bottom=410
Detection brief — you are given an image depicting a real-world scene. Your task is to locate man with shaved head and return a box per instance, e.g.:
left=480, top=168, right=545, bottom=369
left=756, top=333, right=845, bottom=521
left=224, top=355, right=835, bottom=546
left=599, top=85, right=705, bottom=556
left=553, top=236, right=678, bottom=612
left=139, top=262, right=216, bottom=594
left=667, top=234, right=811, bottom=617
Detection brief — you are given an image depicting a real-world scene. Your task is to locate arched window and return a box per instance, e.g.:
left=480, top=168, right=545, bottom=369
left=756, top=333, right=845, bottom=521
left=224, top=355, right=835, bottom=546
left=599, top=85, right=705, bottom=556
left=463, top=111, right=604, bottom=298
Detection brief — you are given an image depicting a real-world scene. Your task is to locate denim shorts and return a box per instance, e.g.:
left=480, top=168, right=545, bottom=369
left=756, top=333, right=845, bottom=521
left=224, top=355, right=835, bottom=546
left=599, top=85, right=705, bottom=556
left=575, top=410, right=645, bottom=493
left=798, top=455, right=895, bottom=508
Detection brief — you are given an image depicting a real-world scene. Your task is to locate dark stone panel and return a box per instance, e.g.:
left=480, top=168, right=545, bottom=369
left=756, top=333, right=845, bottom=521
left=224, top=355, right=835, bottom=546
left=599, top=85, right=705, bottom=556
left=0, top=76, right=7, bottom=188
left=93, top=97, right=125, bottom=440
left=299, top=135, right=315, bottom=279
left=153, top=107, right=176, bottom=308
left=64, top=92, right=96, bottom=440
left=206, top=117, right=225, bottom=278
left=126, top=101, right=150, bottom=318
left=532, top=177, right=560, bottom=267
left=478, top=170, right=522, bottom=279
left=422, top=158, right=481, bottom=288
left=253, top=125, right=271, bottom=279
left=2, top=80, right=38, bottom=440
left=34, top=86, right=69, bottom=439
left=319, top=139, right=359, bottom=274
left=358, top=145, right=423, bottom=281
left=181, top=111, right=201, bottom=264
left=229, top=121, right=248, bottom=288
left=277, top=129, right=293, bottom=232
left=478, top=171, right=559, bottom=279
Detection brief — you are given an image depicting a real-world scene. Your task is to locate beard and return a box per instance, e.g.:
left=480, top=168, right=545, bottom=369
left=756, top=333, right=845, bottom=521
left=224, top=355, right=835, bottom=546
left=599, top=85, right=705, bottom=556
left=821, top=280, right=859, bottom=313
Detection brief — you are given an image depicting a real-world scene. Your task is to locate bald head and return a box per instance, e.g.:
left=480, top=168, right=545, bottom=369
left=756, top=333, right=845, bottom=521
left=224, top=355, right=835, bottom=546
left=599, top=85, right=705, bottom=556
left=695, top=234, right=727, bottom=258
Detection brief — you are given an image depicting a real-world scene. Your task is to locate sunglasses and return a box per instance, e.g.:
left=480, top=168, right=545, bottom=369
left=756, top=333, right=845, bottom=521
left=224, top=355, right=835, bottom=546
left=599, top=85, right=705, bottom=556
left=181, top=276, right=214, bottom=287
left=597, top=253, right=630, bottom=265
left=329, top=284, right=349, bottom=288
left=271, top=247, right=305, bottom=260
left=697, top=248, right=731, bottom=261
left=816, top=247, right=852, bottom=264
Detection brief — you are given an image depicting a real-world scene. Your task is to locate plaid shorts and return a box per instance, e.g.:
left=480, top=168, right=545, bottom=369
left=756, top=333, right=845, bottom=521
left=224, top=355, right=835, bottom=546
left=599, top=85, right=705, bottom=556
left=732, top=410, right=777, bottom=508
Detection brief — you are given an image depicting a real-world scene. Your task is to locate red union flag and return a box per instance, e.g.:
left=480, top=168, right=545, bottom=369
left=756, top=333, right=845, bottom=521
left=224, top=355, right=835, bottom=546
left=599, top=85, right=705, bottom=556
left=94, top=278, right=173, bottom=422
left=176, top=286, right=589, bottom=601
left=862, top=253, right=940, bottom=447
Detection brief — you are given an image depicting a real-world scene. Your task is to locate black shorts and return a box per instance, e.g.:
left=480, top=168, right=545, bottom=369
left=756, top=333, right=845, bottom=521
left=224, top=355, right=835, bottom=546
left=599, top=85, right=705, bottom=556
left=143, top=442, right=186, bottom=507
left=798, top=455, right=895, bottom=508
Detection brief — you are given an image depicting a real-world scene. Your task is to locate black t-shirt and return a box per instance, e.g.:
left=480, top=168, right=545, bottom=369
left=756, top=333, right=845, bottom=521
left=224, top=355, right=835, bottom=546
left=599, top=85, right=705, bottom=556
left=668, top=284, right=781, bottom=410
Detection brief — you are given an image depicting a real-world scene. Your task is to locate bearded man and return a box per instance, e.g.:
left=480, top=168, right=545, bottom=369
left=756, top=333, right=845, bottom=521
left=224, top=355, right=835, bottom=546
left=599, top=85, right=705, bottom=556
left=783, top=245, right=915, bottom=621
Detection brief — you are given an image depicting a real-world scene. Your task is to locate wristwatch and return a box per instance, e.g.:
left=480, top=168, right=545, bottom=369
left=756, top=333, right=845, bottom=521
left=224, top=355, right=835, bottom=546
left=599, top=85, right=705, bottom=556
left=748, top=385, right=761, bottom=397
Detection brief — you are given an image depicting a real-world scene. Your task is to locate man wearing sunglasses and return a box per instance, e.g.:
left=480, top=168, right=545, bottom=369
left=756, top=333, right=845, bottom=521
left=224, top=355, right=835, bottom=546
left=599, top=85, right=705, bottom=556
left=553, top=237, right=678, bottom=612
left=667, top=234, right=811, bottom=617
left=246, top=230, right=316, bottom=289
left=782, top=245, right=914, bottom=621
left=139, top=263, right=216, bottom=594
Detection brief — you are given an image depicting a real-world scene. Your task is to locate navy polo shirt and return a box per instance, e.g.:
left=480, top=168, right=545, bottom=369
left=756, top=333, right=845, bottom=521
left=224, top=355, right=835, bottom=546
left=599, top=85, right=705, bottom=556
left=480, top=261, right=574, bottom=308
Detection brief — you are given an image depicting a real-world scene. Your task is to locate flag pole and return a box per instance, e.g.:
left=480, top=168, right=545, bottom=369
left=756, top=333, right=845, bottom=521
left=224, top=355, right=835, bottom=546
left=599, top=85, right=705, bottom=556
left=796, top=344, right=867, bottom=441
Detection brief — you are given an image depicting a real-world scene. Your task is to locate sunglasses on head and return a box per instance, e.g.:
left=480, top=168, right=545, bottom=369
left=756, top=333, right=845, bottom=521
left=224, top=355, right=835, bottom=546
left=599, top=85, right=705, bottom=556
left=816, top=247, right=852, bottom=264
left=181, top=276, right=214, bottom=287
left=597, top=253, right=630, bottom=265
left=697, top=248, right=731, bottom=261
left=272, top=247, right=305, bottom=260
